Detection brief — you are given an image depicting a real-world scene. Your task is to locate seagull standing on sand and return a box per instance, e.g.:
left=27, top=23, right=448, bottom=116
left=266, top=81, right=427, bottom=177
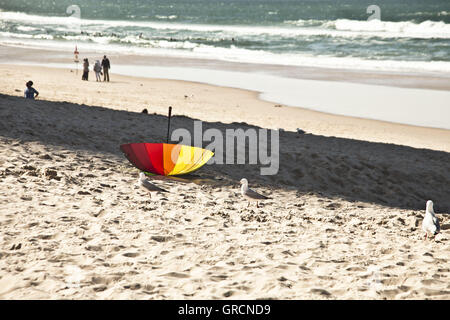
left=422, top=200, right=440, bottom=240
left=240, top=178, right=269, bottom=208
left=137, top=172, right=168, bottom=197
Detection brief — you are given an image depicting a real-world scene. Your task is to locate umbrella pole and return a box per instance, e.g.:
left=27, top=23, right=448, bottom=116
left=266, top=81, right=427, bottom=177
left=166, top=106, right=172, bottom=143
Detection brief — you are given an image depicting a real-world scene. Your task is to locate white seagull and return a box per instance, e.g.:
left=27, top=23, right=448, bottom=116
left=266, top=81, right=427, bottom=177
left=240, top=178, right=269, bottom=208
left=138, top=172, right=168, bottom=197
left=422, top=200, right=440, bottom=240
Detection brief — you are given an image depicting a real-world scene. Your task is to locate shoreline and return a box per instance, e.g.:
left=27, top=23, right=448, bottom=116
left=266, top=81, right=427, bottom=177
left=1, top=45, right=450, bottom=130
left=2, top=44, right=450, bottom=91
left=0, top=63, right=449, bottom=152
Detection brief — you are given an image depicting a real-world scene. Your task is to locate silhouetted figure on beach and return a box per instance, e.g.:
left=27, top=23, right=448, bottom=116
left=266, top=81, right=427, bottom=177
left=82, top=58, right=89, bottom=81
left=24, top=81, right=39, bottom=99
left=102, top=55, right=111, bottom=82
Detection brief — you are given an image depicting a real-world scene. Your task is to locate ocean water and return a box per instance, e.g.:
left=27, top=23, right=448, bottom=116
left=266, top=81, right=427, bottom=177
left=0, top=0, right=450, bottom=73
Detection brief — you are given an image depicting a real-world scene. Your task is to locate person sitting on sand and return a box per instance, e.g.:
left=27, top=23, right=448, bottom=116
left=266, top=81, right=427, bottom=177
left=93, top=60, right=102, bottom=82
left=101, top=55, right=110, bottom=82
left=24, top=81, right=39, bottom=99
left=82, top=58, right=89, bottom=81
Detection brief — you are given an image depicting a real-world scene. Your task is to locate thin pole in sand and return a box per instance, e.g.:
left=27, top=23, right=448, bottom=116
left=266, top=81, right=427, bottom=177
left=74, top=45, right=79, bottom=75
left=166, top=106, right=172, bottom=144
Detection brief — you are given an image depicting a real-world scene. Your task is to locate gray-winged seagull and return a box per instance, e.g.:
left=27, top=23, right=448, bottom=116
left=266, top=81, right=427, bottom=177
left=422, top=200, right=440, bottom=240
left=240, top=178, right=269, bottom=208
left=138, top=172, right=168, bottom=197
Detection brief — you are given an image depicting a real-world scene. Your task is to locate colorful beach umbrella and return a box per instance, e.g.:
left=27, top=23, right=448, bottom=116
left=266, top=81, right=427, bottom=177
left=120, top=143, right=214, bottom=176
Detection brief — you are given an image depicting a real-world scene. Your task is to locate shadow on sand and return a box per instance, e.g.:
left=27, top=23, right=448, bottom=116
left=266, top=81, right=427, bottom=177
left=1, top=93, right=449, bottom=212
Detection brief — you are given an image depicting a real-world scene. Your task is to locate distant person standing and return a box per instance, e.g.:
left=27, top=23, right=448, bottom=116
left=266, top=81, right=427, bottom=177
left=102, top=55, right=110, bottom=82
left=24, top=81, right=39, bottom=99
left=82, top=58, right=90, bottom=81
left=93, top=60, right=102, bottom=82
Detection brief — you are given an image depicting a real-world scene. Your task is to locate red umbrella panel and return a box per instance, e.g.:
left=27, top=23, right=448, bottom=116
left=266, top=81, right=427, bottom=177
left=120, top=143, right=214, bottom=176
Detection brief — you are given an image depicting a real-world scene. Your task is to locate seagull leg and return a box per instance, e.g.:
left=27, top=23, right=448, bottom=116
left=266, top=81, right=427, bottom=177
left=424, top=233, right=427, bottom=240
left=256, top=201, right=259, bottom=208
left=145, top=192, right=151, bottom=206
left=247, top=201, right=250, bottom=208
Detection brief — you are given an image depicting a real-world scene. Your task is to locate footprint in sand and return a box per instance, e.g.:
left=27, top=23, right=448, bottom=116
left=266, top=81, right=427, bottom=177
left=122, top=252, right=139, bottom=258
left=310, top=288, right=332, bottom=297
left=86, top=245, right=103, bottom=252
left=123, top=283, right=141, bottom=290
left=421, top=279, right=445, bottom=286
left=163, top=272, right=189, bottom=278
left=377, top=288, right=403, bottom=299
left=36, top=234, right=57, bottom=240
left=420, top=288, right=450, bottom=297
left=93, top=285, right=108, bottom=292
left=151, top=235, right=172, bottom=243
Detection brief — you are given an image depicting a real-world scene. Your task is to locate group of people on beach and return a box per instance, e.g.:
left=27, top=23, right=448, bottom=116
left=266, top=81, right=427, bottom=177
left=24, top=55, right=112, bottom=100
left=82, top=55, right=111, bottom=82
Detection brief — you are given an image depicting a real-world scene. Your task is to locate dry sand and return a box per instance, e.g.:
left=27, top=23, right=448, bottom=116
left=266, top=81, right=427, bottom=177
left=0, top=65, right=449, bottom=299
